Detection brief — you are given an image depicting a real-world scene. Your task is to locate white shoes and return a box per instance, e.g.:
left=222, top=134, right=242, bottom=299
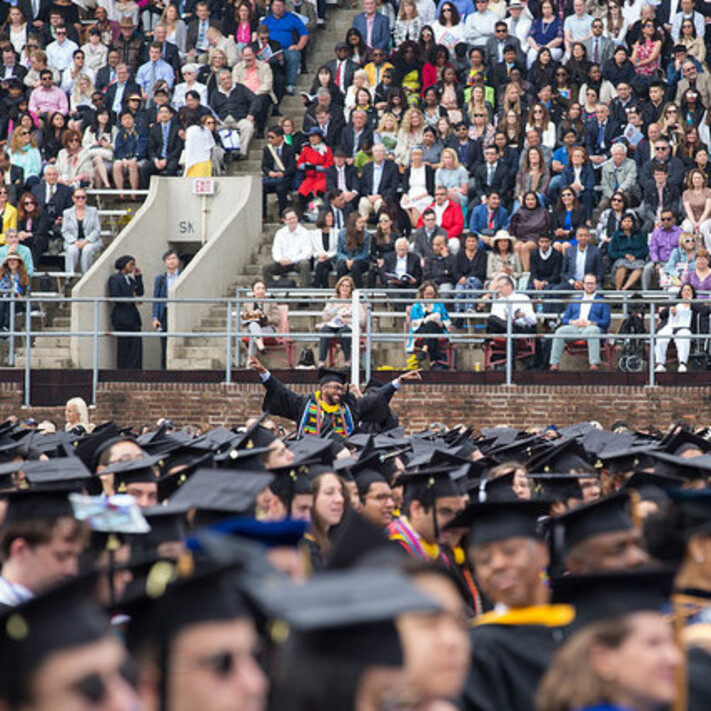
left=679, top=363, right=688, bottom=373
left=655, top=364, right=666, bottom=372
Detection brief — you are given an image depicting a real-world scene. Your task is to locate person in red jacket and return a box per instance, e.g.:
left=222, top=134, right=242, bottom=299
left=297, top=127, right=334, bottom=213
left=416, top=185, right=465, bottom=244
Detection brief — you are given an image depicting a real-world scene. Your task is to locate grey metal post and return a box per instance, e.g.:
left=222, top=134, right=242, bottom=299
left=8, top=291, right=15, bottom=366
left=351, top=289, right=361, bottom=387
left=92, top=299, right=99, bottom=406
left=23, top=297, right=31, bottom=407
left=649, top=301, right=656, bottom=387
left=225, top=298, right=232, bottom=384
left=365, top=296, right=372, bottom=383
left=235, top=289, right=243, bottom=369
left=505, top=300, right=513, bottom=386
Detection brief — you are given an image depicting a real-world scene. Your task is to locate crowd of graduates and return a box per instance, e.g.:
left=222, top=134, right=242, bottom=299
left=2, top=367, right=711, bottom=710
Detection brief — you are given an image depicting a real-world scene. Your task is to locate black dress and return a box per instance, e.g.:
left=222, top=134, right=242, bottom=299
left=108, top=271, right=144, bottom=369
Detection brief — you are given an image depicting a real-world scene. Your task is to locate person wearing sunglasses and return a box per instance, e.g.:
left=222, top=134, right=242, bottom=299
left=0, top=186, right=17, bottom=246
left=643, top=209, right=683, bottom=290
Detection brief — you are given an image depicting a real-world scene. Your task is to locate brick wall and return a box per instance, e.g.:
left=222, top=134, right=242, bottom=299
left=3, top=381, right=710, bottom=431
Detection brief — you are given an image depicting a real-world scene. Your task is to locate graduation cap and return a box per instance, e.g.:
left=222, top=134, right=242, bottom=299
left=168, top=468, right=274, bottom=524
left=328, top=511, right=402, bottom=570
left=478, top=471, right=519, bottom=503
left=594, top=445, right=659, bottom=475
left=3, top=489, right=75, bottom=526
left=318, top=367, right=349, bottom=387
left=214, top=445, right=271, bottom=471
left=102, top=455, right=161, bottom=494
left=73, top=422, right=128, bottom=471
left=157, top=452, right=214, bottom=501
left=268, top=463, right=314, bottom=511
left=445, top=500, right=548, bottom=546
left=666, top=489, right=711, bottom=538
left=527, top=472, right=589, bottom=503
left=351, top=455, right=390, bottom=499
left=209, top=517, right=308, bottom=548
left=527, top=439, right=594, bottom=475
left=286, top=436, right=337, bottom=466
left=647, top=451, right=711, bottom=483
left=622, top=471, right=684, bottom=504
left=660, top=427, right=711, bottom=456
left=262, top=569, right=440, bottom=667
left=552, top=569, right=675, bottom=628
left=483, top=434, right=547, bottom=463
left=141, top=502, right=191, bottom=546
left=0, top=575, right=109, bottom=706
left=21, top=458, right=93, bottom=492
left=551, top=493, right=634, bottom=555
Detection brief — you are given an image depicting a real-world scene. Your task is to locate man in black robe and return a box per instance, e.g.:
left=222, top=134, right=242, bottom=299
left=247, top=355, right=419, bottom=439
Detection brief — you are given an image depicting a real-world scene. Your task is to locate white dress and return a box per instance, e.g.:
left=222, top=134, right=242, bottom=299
left=401, top=164, right=433, bottom=213
left=184, top=125, right=215, bottom=175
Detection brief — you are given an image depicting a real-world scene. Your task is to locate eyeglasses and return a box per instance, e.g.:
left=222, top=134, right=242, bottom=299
left=23, top=201, right=36, bottom=206
left=75, top=195, right=87, bottom=200
left=367, top=493, right=395, bottom=502
left=611, top=197, right=623, bottom=202
left=685, top=238, right=695, bottom=243
left=654, top=146, right=669, bottom=151
left=56, top=30, right=66, bottom=35
left=495, top=28, right=506, bottom=32
left=666, top=108, right=678, bottom=114
left=68, top=138, right=79, bottom=143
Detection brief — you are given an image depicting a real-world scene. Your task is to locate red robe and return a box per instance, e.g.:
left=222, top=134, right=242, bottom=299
left=297, top=144, right=334, bottom=197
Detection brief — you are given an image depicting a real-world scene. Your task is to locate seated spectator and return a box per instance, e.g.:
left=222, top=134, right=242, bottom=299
left=38, top=112, right=67, bottom=164
left=297, top=127, right=333, bottom=213
left=557, top=226, right=605, bottom=294
left=8, top=125, right=42, bottom=185
left=683, top=246, right=711, bottom=293
left=406, top=280, right=452, bottom=371
left=15, top=194, right=48, bottom=268
left=31, top=165, right=73, bottom=241
left=0, top=187, right=18, bottom=244
left=135, top=42, right=175, bottom=103
left=55, top=129, right=93, bottom=189
left=654, top=283, right=707, bottom=373
left=380, top=236, right=422, bottom=290
left=609, top=212, right=649, bottom=290
left=232, top=46, right=275, bottom=136
left=558, top=145, right=596, bottom=220
left=209, top=69, right=256, bottom=159
left=317, top=275, right=366, bottom=367
left=0, top=229, right=34, bottom=277
left=662, top=232, right=697, bottom=292
left=682, top=168, right=711, bottom=243
left=417, top=184, right=464, bottom=245
left=599, top=143, right=640, bottom=210
left=82, top=27, right=109, bottom=73
left=112, top=111, right=148, bottom=195
left=435, top=146, right=468, bottom=208
left=512, top=147, right=549, bottom=212
left=370, top=211, right=399, bottom=284
left=358, top=143, right=399, bottom=222
left=62, top=188, right=102, bottom=276
left=401, top=146, right=435, bottom=228
left=549, top=273, right=610, bottom=371
left=486, top=230, right=523, bottom=285
left=584, top=103, right=620, bottom=168
left=0, top=253, right=29, bottom=334
left=469, top=190, right=509, bottom=247
left=262, top=125, right=296, bottom=219
left=311, top=208, right=339, bottom=288
left=262, top=208, right=313, bottom=287
left=262, top=0, right=309, bottom=94
left=172, top=63, right=209, bottom=109
left=423, top=233, right=456, bottom=295
left=453, top=232, right=486, bottom=315
left=595, top=192, right=627, bottom=253
left=643, top=210, right=684, bottom=291
left=509, top=191, right=551, bottom=272
left=250, top=24, right=287, bottom=104
left=638, top=164, right=682, bottom=234
left=325, top=148, right=360, bottom=215
left=412, top=209, right=448, bottom=262
left=240, top=278, right=282, bottom=356
left=550, top=188, right=586, bottom=253
left=141, top=104, right=183, bottom=186
left=529, top=233, right=563, bottom=296
left=336, top=212, right=371, bottom=288
left=482, top=272, right=537, bottom=363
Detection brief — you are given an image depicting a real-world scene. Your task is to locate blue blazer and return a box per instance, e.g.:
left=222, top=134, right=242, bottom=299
left=352, top=12, right=390, bottom=51
left=559, top=245, right=605, bottom=285
left=561, top=294, right=611, bottom=332
left=560, top=162, right=596, bottom=193
left=152, top=273, right=168, bottom=322
left=469, top=203, right=510, bottom=234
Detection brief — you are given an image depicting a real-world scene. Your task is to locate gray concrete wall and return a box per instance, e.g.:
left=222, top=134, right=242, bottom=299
left=71, top=176, right=259, bottom=368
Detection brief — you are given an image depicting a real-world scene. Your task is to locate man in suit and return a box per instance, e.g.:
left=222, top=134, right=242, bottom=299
left=142, top=104, right=183, bottom=186
left=339, top=109, right=373, bottom=163
left=469, top=190, right=509, bottom=246
left=32, top=165, right=73, bottom=240
left=326, top=148, right=360, bottom=214
left=144, top=24, right=182, bottom=76
left=639, top=139, right=686, bottom=192
left=675, top=59, right=711, bottom=106
left=108, top=254, right=144, bottom=370
left=325, top=42, right=358, bottom=95
left=0, top=47, right=28, bottom=87
left=485, top=22, right=524, bottom=68
left=152, top=249, right=180, bottom=370
left=305, top=105, right=344, bottom=149
left=412, top=209, right=449, bottom=261
left=599, top=143, right=641, bottom=210
left=447, top=122, right=481, bottom=174
left=380, top=237, right=422, bottom=289
left=249, top=25, right=286, bottom=105
left=95, top=49, right=121, bottom=93
left=583, top=18, right=614, bottom=66
left=488, top=45, right=525, bottom=93
left=549, top=273, right=611, bottom=371
left=18, top=0, right=52, bottom=28
left=557, top=226, right=605, bottom=291
left=472, top=145, right=513, bottom=206
left=358, top=143, right=399, bottom=220
left=105, top=63, right=141, bottom=120
left=262, top=125, right=296, bottom=219
left=585, top=103, right=621, bottom=168
left=186, top=1, right=219, bottom=62
left=638, top=164, right=682, bottom=233
left=352, top=0, right=390, bottom=51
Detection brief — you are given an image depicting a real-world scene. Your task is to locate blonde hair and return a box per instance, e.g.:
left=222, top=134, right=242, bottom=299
left=376, top=111, right=399, bottom=133
left=398, top=0, right=419, bottom=19
left=440, top=146, right=461, bottom=170
left=679, top=231, right=696, bottom=249
left=9, top=126, right=36, bottom=153
left=334, top=275, right=355, bottom=296
left=401, top=107, right=425, bottom=134
left=65, top=396, right=91, bottom=431
left=71, top=73, right=96, bottom=105
left=353, top=68, right=371, bottom=88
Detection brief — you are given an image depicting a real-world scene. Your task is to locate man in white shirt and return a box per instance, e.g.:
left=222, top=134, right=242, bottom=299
left=563, top=0, right=592, bottom=58
left=671, top=0, right=705, bottom=40
left=484, top=272, right=537, bottom=363
left=505, top=1, right=532, bottom=48
left=262, top=208, right=314, bottom=287
left=465, top=0, right=499, bottom=47
left=550, top=274, right=611, bottom=371
left=46, top=24, right=79, bottom=72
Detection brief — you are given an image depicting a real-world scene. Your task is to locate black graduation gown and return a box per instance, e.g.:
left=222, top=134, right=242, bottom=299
left=460, top=607, right=572, bottom=711
left=688, top=646, right=711, bottom=711
left=108, top=272, right=144, bottom=370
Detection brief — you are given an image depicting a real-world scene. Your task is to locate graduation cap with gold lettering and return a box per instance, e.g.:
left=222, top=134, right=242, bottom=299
left=527, top=439, right=594, bottom=474
left=268, top=463, right=314, bottom=512
left=445, top=500, right=548, bottom=545
left=102, top=455, right=162, bottom=494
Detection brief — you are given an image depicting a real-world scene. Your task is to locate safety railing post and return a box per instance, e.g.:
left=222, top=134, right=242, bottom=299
left=23, top=295, right=31, bottom=407
left=225, top=298, right=232, bottom=384
left=365, top=295, right=372, bottom=384
left=8, top=290, right=15, bottom=367
left=235, top=289, right=243, bottom=369
left=351, top=289, right=361, bottom=387
left=92, top=299, right=99, bottom=406
left=649, top=301, right=656, bottom=388
left=505, top=300, right=513, bottom=386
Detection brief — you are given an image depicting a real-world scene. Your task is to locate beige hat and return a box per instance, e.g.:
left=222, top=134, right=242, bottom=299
left=119, top=16, right=135, bottom=28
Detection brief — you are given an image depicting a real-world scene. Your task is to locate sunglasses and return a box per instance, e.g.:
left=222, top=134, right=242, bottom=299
left=611, top=197, right=623, bottom=202
left=655, top=146, right=669, bottom=150
left=75, top=195, right=87, bottom=200
left=23, top=201, right=36, bottom=206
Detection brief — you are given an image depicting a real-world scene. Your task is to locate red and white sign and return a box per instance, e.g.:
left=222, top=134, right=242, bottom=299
left=192, top=178, right=216, bottom=195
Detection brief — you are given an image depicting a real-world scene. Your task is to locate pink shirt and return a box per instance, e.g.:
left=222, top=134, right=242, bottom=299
left=241, top=65, right=260, bottom=93
left=28, top=86, right=68, bottom=116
